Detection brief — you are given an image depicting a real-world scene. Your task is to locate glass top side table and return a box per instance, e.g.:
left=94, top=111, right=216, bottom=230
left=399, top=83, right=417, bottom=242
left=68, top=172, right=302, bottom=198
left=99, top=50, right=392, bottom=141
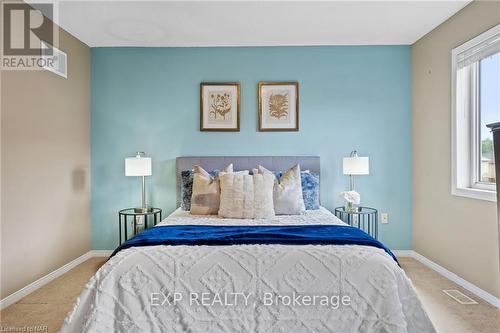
left=334, top=206, right=378, bottom=239
left=118, top=208, right=162, bottom=245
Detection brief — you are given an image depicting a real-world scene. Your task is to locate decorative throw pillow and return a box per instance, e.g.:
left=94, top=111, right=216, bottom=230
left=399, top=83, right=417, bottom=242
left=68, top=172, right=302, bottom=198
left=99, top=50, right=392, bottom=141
left=180, top=170, right=194, bottom=210
left=182, top=170, right=222, bottom=210
left=249, top=169, right=320, bottom=210
left=258, top=164, right=305, bottom=215
left=301, top=171, right=320, bottom=210
left=218, top=173, right=275, bottom=219
left=190, top=164, right=233, bottom=215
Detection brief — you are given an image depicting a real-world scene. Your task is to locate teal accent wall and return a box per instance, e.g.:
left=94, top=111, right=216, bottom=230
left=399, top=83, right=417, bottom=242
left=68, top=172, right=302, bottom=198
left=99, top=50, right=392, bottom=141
left=91, top=46, right=411, bottom=250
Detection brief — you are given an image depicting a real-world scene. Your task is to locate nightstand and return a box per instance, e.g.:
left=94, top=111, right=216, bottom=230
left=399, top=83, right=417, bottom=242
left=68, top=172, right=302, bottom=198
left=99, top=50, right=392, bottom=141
left=334, top=206, right=378, bottom=239
left=118, top=208, right=162, bottom=244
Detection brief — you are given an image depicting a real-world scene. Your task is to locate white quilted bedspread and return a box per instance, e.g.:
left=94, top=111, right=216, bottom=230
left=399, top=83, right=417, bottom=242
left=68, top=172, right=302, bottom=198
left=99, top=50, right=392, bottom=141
left=61, top=209, right=435, bottom=333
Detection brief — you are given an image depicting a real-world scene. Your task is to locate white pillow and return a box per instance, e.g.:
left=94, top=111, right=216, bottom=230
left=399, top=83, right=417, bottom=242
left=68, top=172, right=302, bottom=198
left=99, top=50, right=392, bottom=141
left=190, top=163, right=233, bottom=215
left=258, top=164, right=305, bottom=215
left=218, top=172, right=275, bottom=219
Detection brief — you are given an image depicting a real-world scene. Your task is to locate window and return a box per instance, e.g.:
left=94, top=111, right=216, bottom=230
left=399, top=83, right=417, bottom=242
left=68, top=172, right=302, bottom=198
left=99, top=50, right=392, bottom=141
left=452, top=25, right=500, bottom=202
left=479, top=54, right=498, bottom=184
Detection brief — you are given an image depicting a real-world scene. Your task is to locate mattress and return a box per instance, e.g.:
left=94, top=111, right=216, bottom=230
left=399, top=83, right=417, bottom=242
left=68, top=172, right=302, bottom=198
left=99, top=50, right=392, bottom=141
left=61, top=208, right=435, bottom=333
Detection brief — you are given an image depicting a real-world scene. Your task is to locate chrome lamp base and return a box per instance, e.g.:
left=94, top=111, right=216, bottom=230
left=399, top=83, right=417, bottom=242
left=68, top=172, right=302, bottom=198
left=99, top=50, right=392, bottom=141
left=134, top=175, right=152, bottom=214
left=133, top=207, right=154, bottom=214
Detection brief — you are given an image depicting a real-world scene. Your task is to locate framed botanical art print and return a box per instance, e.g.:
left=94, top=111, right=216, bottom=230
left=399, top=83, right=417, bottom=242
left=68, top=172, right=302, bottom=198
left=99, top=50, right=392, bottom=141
left=258, top=81, right=299, bottom=131
left=200, top=82, right=240, bottom=131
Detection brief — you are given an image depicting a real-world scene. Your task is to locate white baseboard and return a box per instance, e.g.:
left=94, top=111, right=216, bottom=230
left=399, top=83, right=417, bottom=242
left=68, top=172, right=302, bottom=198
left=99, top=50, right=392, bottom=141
left=396, top=250, right=500, bottom=309
left=2, top=249, right=499, bottom=310
left=392, top=250, right=414, bottom=257
left=90, top=250, right=113, bottom=257
left=0, top=251, right=94, bottom=310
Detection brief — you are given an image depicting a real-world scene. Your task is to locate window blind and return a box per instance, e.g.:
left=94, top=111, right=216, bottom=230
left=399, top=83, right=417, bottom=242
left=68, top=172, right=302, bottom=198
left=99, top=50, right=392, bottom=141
left=457, top=33, right=500, bottom=69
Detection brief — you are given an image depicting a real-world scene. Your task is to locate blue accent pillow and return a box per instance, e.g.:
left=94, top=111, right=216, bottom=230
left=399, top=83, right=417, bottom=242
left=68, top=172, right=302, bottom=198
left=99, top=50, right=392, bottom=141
left=301, top=172, right=320, bottom=210
left=180, top=170, right=219, bottom=211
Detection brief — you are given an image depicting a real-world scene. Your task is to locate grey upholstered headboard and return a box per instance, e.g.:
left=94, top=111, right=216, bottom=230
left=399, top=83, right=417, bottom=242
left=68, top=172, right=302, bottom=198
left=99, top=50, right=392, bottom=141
left=176, top=156, right=320, bottom=206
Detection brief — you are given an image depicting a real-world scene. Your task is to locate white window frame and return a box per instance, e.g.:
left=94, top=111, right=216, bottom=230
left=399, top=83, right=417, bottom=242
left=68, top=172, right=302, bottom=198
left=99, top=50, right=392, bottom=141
left=452, top=24, right=499, bottom=202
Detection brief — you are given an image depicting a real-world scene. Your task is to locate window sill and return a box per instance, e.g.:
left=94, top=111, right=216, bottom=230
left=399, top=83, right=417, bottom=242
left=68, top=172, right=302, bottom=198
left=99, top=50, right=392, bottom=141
left=452, top=186, right=496, bottom=202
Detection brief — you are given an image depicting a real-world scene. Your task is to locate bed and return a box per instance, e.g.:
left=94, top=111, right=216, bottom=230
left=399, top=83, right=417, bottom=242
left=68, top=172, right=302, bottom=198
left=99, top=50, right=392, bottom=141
left=61, top=156, right=435, bottom=333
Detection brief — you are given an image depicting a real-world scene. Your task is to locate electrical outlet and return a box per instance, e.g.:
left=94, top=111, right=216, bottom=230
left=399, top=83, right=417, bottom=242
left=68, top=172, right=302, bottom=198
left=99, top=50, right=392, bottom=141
left=136, top=216, right=144, bottom=225
left=381, top=213, right=389, bottom=224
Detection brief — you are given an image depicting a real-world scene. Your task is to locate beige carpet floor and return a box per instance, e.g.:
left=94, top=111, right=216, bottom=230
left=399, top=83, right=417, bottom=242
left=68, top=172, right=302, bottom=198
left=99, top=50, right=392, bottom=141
left=398, top=257, right=500, bottom=333
left=0, top=256, right=498, bottom=332
left=0, top=257, right=106, bottom=333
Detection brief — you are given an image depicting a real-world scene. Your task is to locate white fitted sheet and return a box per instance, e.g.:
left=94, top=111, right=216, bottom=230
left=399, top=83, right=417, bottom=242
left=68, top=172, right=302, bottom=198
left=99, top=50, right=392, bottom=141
left=157, top=206, right=347, bottom=226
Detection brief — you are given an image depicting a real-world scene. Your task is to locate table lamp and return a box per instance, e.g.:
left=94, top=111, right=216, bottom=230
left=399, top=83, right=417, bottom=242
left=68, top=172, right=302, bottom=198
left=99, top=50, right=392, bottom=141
left=125, top=152, right=152, bottom=213
left=343, top=150, right=370, bottom=191
left=342, top=150, right=369, bottom=212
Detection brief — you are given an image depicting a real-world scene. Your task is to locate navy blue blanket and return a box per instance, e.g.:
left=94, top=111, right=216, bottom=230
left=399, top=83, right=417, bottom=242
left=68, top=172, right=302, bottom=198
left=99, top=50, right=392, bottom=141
left=112, top=224, right=398, bottom=264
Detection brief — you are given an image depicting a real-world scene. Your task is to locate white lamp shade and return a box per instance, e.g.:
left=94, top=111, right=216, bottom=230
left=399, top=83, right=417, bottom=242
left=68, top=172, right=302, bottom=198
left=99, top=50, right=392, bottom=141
left=125, top=157, right=152, bottom=176
left=343, top=156, right=369, bottom=175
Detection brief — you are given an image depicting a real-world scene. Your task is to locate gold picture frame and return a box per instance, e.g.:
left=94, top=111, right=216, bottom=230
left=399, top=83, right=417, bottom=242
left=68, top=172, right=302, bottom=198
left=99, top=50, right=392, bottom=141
left=200, top=82, right=240, bottom=131
left=258, top=81, right=299, bottom=131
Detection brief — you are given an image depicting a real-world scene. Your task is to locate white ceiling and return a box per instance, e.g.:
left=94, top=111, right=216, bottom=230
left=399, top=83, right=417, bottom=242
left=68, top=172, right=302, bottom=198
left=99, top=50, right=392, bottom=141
left=47, top=1, right=471, bottom=47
